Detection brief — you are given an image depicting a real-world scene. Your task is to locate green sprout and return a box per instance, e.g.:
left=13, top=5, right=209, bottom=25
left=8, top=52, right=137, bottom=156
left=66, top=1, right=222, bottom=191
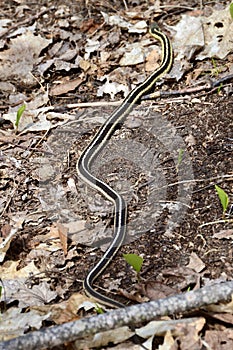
left=211, top=58, right=219, bottom=76
left=15, top=103, right=26, bottom=130
left=217, top=83, right=223, bottom=94
left=176, top=148, right=184, bottom=171
left=123, top=253, right=143, bottom=281
left=215, top=185, right=229, bottom=217
left=95, top=304, right=105, bottom=314
left=230, top=2, right=233, bottom=19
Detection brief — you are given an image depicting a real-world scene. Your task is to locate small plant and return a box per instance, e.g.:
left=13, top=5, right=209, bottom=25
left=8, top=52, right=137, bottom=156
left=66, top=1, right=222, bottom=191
left=176, top=148, right=184, bottom=171
left=230, top=2, right=233, bottom=19
left=217, top=83, right=223, bottom=94
left=215, top=185, right=229, bottom=217
left=123, top=253, right=143, bottom=281
left=15, top=103, right=26, bottom=131
left=95, top=304, right=105, bottom=314
left=199, top=186, right=232, bottom=228
left=211, top=58, right=225, bottom=80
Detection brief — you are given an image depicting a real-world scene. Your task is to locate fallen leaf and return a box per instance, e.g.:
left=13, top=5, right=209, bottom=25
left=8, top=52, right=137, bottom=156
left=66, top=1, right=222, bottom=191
left=135, top=317, right=205, bottom=338
left=139, top=281, right=177, bottom=301
left=75, top=326, right=134, bottom=350
left=0, top=31, right=51, bottom=85
left=97, top=77, right=128, bottom=99
left=0, top=307, right=50, bottom=341
left=160, top=266, right=200, bottom=291
left=197, top=5, right=233, bottom=59
left=213, top=229, right=233, bottom=239
left=187, top=252, right=205, bottom=273
left=49, top=77, right=83, bottom=96
left=50, top=222, right=68, bottom=255
left=145, top=48, right=160, bottom=72
left=0, top=227, right=18, bottom=262
left=0, top=224, right=11, bottom=238
left=101, top=12, right=147, bottom=34
left=205, top=329, right=233, bottom=350
left=205, top=294, right=233, bottom=314
left=207, top=312, right=233, bottom=325
left=170, top=15, right=204, bottom=61
left=0, top=260, right=41, bottom=279
left=3, top=108, right=71, bottom=132
left=1, top=279, right=57, bottom=308
left=158, top=330, right=176, bottom=350
left=31, top=293, right=96, bottom=325
left=119, top=46, right=144, bottom=66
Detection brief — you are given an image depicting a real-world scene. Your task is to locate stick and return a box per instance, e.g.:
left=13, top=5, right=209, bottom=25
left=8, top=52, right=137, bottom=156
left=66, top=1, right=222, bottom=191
left=0, top=7, right=55, bottom=39
left=1, top=281, right=233, bottom=350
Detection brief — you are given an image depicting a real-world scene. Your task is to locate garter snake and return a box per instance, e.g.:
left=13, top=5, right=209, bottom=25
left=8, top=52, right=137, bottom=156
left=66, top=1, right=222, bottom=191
left=77, top=23, right=173, bottom=308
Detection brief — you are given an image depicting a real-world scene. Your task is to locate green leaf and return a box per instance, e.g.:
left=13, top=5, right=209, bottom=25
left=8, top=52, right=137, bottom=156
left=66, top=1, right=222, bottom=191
left=230, top=2, right=233, bottom=19
left=215, top=185, right=229, bottom=213
left=177, top=148, right=184, bottom=167
left=0, top=285, right=2, bottom=298
left=15, top=104, right=26, bottom=128
left=123, top=253, right=143, bottom=273
left=95, top=304, right=105, bottom=314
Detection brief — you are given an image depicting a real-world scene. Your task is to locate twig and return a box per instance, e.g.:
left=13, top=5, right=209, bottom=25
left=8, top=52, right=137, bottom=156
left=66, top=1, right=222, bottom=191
left=122, top=0, right=129, bottom=11
left=67, top=100, right=122, bottom=109
left=199, top=218, right=233, bottom=228
left=1, top=281, right=233, bottom=350
left=0, top=7, right=55, bottom=39
left=142, top=74, right=233, bottom=101
left=67, top=74, right=233, bottom=110
left=0, top=188, right=17, bottom=217
left=150, top=173, right=233, bottom=194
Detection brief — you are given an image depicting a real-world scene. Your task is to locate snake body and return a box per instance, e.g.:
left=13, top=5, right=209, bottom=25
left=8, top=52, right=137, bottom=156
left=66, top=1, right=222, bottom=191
left=77, top=24, right=173, bottom=308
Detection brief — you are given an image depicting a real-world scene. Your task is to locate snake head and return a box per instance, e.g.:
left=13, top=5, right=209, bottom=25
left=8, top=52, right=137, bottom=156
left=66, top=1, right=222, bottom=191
left=150, top=22, right=161, bottom=32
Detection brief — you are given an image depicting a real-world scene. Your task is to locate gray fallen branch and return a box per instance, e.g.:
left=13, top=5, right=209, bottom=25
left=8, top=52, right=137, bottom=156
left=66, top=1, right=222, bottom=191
left=1, top=281, right=233, bottom=350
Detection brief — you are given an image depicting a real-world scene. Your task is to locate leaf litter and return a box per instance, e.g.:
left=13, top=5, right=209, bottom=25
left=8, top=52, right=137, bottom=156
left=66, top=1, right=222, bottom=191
left=0, top=0, right=233, bottom=349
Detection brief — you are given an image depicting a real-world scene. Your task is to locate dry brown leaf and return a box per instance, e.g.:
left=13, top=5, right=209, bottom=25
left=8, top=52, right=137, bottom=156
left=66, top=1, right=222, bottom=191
left=205, top=294, right=233, bottom=314
left=119, top=288, right=147, bottom=304
left=0, top=31, right=51, bottom=85
left=79, top=59, right=91, bottom=71
left=0, top=307, right=50, bottom=341
left=0, top=227, right=18, bottom=262
left=136, top=317, right=205, bottom=338
left=80, top=18, right=99, bottom=33
left=1, top=279, right=55, bottom=307
left=173, top=324, right=203, bottom=350
left=159, top=330, right=176, bottom=350
left=49, top=77, right=83, bottom=96
left=213, top=229, right=233, bottom=239
left=139, top=281, right=178, bottom=301
left=31, top=293, right=93, bottom=324
left=160, top=266, right=200, bottom=291
left=75, top=326, right=134, bottom=350
left=186, top=252, right=205, bottom=273
left=50, top=222, right=68, bottom=255
left=0, top=224, right=11, bottom=238
left=0, top=260, right=41, bottom=279
left=145, top=48, right=160, bottom=72
left=207, top=312, right=233, bottom=325
left=205, top=329, right=233, bottom=350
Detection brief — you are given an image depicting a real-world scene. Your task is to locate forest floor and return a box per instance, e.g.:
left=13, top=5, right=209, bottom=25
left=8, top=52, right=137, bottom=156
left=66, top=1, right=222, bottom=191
left=0, top=0, right=233, bottom=349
